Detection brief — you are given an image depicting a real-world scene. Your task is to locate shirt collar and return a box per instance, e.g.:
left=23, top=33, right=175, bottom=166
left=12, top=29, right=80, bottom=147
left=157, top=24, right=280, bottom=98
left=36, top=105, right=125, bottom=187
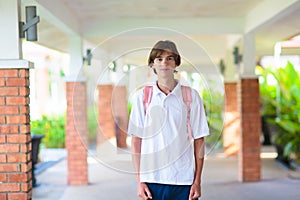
left=152, top=80, right=182, bottom=98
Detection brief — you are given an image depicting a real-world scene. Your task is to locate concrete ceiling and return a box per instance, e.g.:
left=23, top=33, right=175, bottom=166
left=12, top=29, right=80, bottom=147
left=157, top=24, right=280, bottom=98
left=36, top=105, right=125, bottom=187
left=22, top=0, right=300, bottom=68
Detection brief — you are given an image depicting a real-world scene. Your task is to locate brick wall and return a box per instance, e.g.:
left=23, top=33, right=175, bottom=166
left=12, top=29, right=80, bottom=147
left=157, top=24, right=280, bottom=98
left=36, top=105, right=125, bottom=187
left=223, top=83, right=240, bottom=156
left=97, top=85, right=115, bottom=144
left=238, top=78, right=261, bottom=182
left=0, top=69, right=32, bottom=199
left=66, top=82, right=88, bottom=185
left=112, top=86, right=128, bottom=149
left=224, top=83, right=238, bottom=112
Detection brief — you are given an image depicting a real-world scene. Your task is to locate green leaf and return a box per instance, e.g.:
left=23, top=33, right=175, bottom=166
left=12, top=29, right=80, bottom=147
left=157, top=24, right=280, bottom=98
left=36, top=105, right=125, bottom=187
left=276, top=119, right=300, bottom=134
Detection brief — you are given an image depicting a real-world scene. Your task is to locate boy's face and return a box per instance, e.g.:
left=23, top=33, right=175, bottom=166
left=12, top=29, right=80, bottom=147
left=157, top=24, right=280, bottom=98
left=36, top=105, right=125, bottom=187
left=152, top=50, right=177, bottom=78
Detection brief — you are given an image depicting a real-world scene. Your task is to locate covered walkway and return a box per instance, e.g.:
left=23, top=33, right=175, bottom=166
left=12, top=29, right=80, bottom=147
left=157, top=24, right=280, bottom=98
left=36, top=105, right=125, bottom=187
left=1, top=1, right=300, bottom=199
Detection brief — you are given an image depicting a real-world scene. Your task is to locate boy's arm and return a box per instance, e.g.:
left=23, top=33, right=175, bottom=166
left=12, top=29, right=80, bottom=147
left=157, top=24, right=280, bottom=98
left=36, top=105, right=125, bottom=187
left=131, top=136, right=152, bottom=200
left=189, top=137, right=205, bottom=200
left=131, top=135, right=142, bottom=182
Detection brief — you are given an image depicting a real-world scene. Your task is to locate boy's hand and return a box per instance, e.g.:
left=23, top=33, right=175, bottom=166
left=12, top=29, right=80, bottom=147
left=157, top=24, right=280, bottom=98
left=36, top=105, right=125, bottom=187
left=138, top=182, right=152, bottom=200
left=189, top=183, right=201, bottom=200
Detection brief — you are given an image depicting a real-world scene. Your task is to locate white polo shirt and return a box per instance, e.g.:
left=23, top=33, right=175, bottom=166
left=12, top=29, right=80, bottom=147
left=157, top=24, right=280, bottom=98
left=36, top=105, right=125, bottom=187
left=128, top=81, right=209, bottom=185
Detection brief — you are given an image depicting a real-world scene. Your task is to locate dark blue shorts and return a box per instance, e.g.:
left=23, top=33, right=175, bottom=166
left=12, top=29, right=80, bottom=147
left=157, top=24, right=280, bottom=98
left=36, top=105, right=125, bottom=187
left=146, top=183, right=191, bottom=200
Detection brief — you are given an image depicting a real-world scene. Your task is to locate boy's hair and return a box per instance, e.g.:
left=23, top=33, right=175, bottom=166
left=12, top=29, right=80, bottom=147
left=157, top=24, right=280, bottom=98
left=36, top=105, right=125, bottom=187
left=148, top=40, right=181, bottom=68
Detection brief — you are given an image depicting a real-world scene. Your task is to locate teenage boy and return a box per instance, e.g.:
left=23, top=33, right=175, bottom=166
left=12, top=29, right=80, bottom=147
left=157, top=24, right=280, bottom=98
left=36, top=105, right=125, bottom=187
left=129, top=40, right=209, bottom=200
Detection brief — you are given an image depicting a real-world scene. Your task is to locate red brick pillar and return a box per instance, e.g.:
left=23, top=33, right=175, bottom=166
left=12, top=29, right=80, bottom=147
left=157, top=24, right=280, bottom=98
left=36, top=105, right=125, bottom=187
left=0, top=68, right=32, bottom=199
left=223, top=83, right=240, bottom=156
left=97, top=85, right=115, bottom=145
left=112, top=86, right=128, bottom=149
left=238, top=78, right=261, bottom=182
left=66, top=81, right=88, bottom=185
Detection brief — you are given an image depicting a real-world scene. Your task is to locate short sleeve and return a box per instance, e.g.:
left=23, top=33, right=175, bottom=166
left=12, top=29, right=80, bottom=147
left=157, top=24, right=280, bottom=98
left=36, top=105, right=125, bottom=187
left=128, top=89, right=145, bottom=137
left=190, top=89, right=210, bottom=139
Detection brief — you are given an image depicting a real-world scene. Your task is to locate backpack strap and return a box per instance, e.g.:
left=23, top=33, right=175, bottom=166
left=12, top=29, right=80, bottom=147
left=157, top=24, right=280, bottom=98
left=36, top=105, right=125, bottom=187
left=181, top=86, right=193, bottom=140
left=143, top=86, right=153, bottom=116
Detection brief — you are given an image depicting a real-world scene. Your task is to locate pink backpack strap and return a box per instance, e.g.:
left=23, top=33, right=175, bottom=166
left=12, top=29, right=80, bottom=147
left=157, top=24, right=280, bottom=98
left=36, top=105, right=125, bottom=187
left=143, top=86, right=153, bottom=115
left=181, top=86, right=193, bottom=140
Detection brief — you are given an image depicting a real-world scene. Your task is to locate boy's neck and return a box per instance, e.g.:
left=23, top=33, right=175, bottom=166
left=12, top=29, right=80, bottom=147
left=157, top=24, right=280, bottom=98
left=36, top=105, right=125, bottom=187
left=157, top=78, right=177, bottom=95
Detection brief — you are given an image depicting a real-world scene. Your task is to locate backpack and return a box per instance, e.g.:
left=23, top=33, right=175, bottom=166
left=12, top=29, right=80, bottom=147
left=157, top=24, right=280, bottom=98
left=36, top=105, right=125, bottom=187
left=142, top=85, right=193, bottom=140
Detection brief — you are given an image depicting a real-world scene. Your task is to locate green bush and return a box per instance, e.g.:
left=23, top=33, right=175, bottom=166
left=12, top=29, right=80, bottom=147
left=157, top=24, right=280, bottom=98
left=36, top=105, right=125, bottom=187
left=31, top=115, right=65, bottom=148
left=257, top=61, right=300, bottom=161
left=87, top=107, right=98, bottom=143
left=201, top=88, right=224, bottom=149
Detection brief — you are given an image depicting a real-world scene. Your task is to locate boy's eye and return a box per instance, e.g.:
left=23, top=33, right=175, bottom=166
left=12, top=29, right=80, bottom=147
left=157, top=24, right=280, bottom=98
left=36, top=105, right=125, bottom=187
left=167, top=56, right=174, bottom=61
left=158, top=58, right=163, bottom=62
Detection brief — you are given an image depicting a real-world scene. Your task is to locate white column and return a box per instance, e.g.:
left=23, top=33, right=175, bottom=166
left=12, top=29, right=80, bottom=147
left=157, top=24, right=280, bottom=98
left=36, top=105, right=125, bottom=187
left=112, top=57, right=127, bottom=86
left=224, top=48, right=238, bottom=82
left=67, top=35, right=85, bottom=81
left=99, top=51, right=113, bottom=85
left=241, top=33, right=256, bottom=78
left=0, top=0, right=22, bottom=59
